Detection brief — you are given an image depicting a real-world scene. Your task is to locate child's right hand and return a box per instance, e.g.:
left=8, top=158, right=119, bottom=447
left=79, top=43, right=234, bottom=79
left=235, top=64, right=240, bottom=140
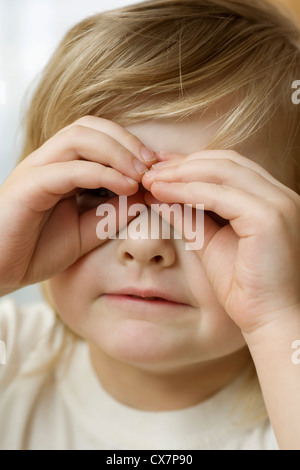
left=0, top=116, right=155, bottom=296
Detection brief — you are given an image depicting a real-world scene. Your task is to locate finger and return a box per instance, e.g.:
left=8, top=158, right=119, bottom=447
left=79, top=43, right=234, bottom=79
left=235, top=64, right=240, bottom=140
left=143, top=158, right=291, bottom=199
left=144, top=190, right=238, bottom=307
left=17, top=160, right=138, bottom=212
left=26, top=125, right=150, bottom=181
left=148, top=149, right=295, bottom=196
left=144, top=192, right=188, bottom=244
left=57, top=115, right=157, bottom=164
left=148, top=180, right=270, bottom=238
left=142, top=158, right=184, bottom=191
left=31, top=192, right=146, bottom=276
left=144, top=191, right=223, bottom=252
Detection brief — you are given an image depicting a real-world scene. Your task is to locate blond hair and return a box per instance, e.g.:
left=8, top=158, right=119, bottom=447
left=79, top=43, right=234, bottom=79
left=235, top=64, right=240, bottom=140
left=18, top=0, right=300, bottom=419
left=20, top=0, right=300, bottom=192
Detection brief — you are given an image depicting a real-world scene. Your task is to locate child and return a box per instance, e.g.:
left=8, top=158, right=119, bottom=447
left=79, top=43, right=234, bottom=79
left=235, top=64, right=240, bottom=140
left=0, top=0, right=300, bottom=450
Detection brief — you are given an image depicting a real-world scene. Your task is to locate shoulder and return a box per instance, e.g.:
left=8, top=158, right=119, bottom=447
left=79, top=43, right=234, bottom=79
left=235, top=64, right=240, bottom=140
left=0, top=296, right=65, bottom=381
left=0, top=296, right=58, bottom=350
left=0, top=295, right=57, bottom=330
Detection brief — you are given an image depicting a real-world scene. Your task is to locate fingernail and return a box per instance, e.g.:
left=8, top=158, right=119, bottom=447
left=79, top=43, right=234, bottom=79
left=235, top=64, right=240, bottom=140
left=154, top=181, right=168, bottom=186
left=144, top=169, right=159, bottom=179
left=134, top=159, right=149, bottom=174
left=151, top=161, right=169, bottom=169
left=124, top=176, right=138, bottom=184
left=156, top=150, right=171, bottom=157
left=140, top=146, right=156, bottom=162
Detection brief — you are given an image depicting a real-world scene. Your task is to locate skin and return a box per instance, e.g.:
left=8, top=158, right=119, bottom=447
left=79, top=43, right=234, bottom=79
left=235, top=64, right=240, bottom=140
left=0, top=114, right=299, bottom=447
left=46, top=114, right=253, bottom=411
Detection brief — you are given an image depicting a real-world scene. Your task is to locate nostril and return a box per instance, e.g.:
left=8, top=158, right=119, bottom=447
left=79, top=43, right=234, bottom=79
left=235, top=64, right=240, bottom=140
left=153, top=255, right=163, bottom=263
left=124, top=252, right=134, bottom=260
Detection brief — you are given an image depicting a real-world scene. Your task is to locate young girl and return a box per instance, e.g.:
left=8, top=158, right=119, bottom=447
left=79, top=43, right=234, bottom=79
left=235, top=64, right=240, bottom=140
left=0, top=0, right=299, bottom=450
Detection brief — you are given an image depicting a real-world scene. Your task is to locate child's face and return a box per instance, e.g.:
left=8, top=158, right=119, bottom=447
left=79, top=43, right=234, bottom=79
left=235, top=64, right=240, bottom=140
left=46, top=113, right=280, bottom=372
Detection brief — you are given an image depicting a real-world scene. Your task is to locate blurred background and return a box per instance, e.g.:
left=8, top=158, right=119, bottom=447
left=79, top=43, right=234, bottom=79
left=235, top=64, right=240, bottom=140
left=0, top=0, right=299, bottom=304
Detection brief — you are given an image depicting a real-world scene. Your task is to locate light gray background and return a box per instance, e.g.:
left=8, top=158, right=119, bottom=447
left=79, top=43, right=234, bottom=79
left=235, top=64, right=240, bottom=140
left=0, top=0, right=138, bottom=304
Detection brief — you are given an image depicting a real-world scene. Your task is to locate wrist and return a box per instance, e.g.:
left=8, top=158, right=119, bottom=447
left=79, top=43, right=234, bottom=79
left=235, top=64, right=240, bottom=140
left=242, top=303, right=300, bottom=352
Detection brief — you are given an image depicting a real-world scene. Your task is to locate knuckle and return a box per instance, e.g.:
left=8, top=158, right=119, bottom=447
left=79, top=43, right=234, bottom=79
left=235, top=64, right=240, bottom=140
left=66, top=124, right=87, bottom=141
left=276, top=196, right=299, bottom=219
left=68, top=161, right=82, bottom=184
left=251, top=201, right=289, bottom=232
left=121, top=129, right=140, bottom=152
left=262, top=206, right=284, bottom=230
left=188, top=152, right=201, bottom=160
left=213, top=183, right=228, bottom=193
left=188, top=181, right=203, bottom=199
left=224, top=150, right=240, bottom=160
left=74, top=115, right=96, bottom=126
left=98, top=164, right=116, bottom=182
left=220, top=158, right=236, bottom=171
left=115, top=143, right=133, bottom=162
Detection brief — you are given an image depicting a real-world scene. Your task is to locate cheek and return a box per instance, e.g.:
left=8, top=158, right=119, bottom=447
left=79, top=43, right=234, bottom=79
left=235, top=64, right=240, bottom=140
left=182, top=253, right=246, bottom=354
left=46, top=250, right=108, bottom=333
left=203, top=312, right=246, bottom=356
left=196, top=298, right=246, bottom=357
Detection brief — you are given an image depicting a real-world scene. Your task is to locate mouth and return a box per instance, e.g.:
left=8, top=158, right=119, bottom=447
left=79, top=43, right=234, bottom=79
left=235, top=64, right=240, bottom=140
left=104, top=294, right=186, bottom=306
left=128, top=294, right=168, bottom=301
left=102, top=288, right=190, bottom=307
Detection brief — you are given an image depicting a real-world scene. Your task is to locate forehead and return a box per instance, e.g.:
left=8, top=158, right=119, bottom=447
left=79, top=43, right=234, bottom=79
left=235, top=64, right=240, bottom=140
left=126, top=112, right=296, bottom=191
left=125, top=112, right=220, bottom=155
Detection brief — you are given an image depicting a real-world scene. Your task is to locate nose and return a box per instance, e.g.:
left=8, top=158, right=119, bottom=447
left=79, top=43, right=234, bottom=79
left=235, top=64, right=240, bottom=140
left=117, top=208, right=176, bottom=268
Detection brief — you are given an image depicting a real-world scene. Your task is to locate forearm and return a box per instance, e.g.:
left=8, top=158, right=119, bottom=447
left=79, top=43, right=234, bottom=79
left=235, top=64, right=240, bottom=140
left=244, top=306, right=300, bottom=450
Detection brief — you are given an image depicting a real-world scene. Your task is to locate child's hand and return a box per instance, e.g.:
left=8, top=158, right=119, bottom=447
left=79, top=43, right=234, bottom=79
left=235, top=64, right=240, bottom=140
left=0, top=116, right=155, bottom=296
left=143, top=150, right=300, bottom=334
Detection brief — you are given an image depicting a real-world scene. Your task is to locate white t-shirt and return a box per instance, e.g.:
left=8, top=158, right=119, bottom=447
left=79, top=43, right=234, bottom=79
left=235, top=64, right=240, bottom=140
left=0, top=298, right=278, bottom=450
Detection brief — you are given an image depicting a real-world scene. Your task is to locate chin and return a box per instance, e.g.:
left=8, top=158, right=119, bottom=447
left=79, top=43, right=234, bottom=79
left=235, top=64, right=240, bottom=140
left=91, top=319, right=190, bottom=370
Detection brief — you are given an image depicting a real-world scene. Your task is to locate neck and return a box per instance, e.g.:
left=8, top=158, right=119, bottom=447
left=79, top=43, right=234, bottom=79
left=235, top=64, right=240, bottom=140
left=89, top=344, right=253, bottom=411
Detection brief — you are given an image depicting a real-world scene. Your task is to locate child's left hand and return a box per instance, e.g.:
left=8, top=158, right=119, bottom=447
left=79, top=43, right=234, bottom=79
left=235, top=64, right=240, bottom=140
left=142, top=150, right=300, bottom=334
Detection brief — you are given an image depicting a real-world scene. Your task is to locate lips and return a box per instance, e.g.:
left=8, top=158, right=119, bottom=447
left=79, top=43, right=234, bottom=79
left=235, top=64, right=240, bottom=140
left=129, top=295, right=163, bottom=301
left=104, top=287, right=189, bottom=305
